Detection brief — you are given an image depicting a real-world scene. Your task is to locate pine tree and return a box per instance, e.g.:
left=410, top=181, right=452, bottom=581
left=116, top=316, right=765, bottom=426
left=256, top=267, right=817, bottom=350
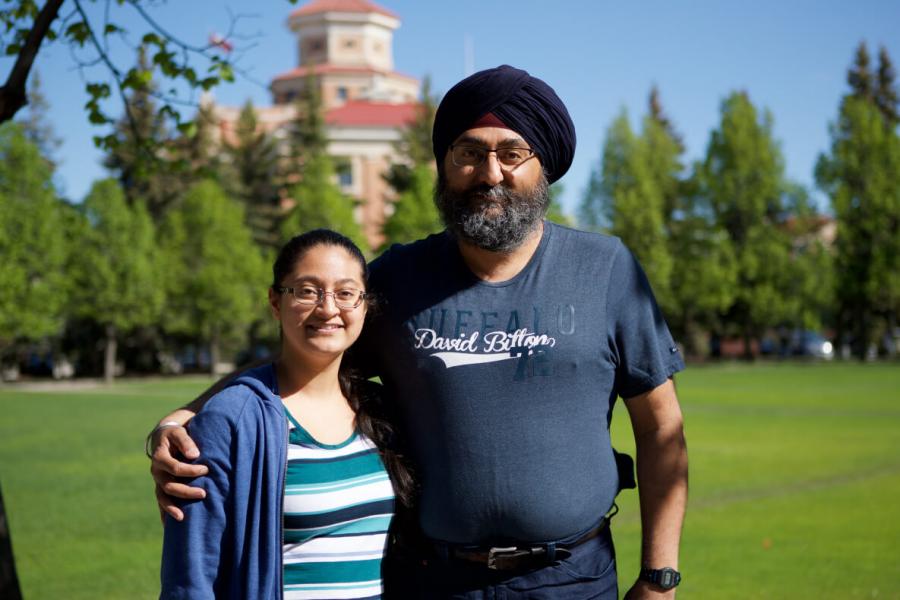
left=17, top=71, right=61, bottom=171
left=816, top=93, right=900, bottom=358
left=288, top=72, right=328, bottom=175
left=381, top=164, right=441, bottom=248
left=581, top=110, right=672, bottom=306
left=282, top=153, right=366, bottom=250
left=282, top=72, right=365, bottom=249
left=103, top=47, right=177, bottom=219
left=73, top=179, right=163, bottom=381
left=701, top=92, right=795, bottom=357
left=875, top=46, right=899, bottom=124
left=380, top=77, right=442, bottom=247
left=226, top=100, right=282, bottom=251
left=644, top=89, right=738, bottom=353
left=384, top=75, right=438, bottom=195
left=173, top=101, right=222, bottom=187
left=159, top=180, right=267, bottom=373
left=848, top=42, right=875, bottom=101
left=644, top=87, right=685, bottom=225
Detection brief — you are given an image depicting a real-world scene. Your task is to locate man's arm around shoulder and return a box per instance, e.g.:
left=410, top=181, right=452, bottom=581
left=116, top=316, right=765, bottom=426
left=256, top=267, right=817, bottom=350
left=150, top=358, right=269, bottom=521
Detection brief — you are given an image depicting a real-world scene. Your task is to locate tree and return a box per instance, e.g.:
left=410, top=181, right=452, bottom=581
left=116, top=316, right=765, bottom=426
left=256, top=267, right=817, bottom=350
left=581, top=109, right=672, bottom=306
left=159, top=180, right=267, bottom=373
left=72, top=179, right=163, bottom=382
left=282, top=73, right=364, bottom=249
left=644, top=87, right=685, bottom=229
left=15, top=70, right=60, bottom=170
left=380, top=76, right=443, bottom=248
left=0, top=482, right=21, bottom=600
left=700, top=92, right=796, bottom=357
left=0, top=0, right=246, bottom=138
left=780, top=184, right=835, bottom=332
left=281, top=153, right=365, bottom=249
left=0, top=122, right=68, bottom=354
left=103, top=47, right=179, bottom=219
left=384, top=75, right=438, bottom=195
left=644, top=88, right=738, bottom=354
left=381, top=163, right=441, bottom=248
left=173, top=100, right=222, bottom=187
left=848, top=42, right=875, bottom=101
left=545, top=183, right=574, bottom=227
left=665, top=183, right=739, bottom=355
left=816, top=95, right=900, bottom=358
left=288, top=71, right=327, bottom=173
left=226, top=100, right=282, bottom=251
left=875, top=45, right=899, bottom=124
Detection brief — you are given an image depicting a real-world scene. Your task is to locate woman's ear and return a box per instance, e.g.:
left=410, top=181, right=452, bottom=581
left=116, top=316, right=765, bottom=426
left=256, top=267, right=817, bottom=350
left=268, top=287, right=282, bottom=321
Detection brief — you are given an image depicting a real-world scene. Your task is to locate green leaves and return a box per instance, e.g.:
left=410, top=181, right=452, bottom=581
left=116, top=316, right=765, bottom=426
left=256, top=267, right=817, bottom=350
left=74, top=178, right=164, bottom=333
left=816, top=88, right=900, bottom=356
left=158, top=180, right=267, bottom=343
left=64, top=20, right=90, bottom=46
left=0, top=123, right=69, bottom=346
left=381, top=164, right=440, bottom=249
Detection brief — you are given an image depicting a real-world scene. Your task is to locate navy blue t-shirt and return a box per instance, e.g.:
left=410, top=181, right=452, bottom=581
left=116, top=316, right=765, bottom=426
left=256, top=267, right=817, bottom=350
left=358, top=222, right=683, bottom=544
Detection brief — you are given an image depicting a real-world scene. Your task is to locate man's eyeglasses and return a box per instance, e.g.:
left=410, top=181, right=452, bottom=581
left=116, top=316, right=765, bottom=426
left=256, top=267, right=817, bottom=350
left=449, top=144, right=536, bottom=169
left=276, top=286, right=368, bottom=310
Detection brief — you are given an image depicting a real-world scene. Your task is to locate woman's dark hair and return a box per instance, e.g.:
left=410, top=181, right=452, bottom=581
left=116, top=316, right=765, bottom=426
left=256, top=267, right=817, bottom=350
left=272, top=229, right=414, bottom=506
left=272, top=228, right=368, bottom=289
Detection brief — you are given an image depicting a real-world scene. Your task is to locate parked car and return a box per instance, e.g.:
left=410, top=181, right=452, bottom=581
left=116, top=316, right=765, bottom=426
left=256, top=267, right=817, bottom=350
left=790, top=330, right=834, bottom=359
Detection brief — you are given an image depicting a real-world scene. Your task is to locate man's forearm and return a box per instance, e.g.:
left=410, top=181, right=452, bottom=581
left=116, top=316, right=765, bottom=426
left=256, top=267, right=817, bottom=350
left=156, top=356, right=272, bottom=426
left=634, top=423, right=688, bottom=568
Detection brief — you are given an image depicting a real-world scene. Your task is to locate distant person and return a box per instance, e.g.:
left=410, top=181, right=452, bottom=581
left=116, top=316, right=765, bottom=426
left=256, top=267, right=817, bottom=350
left=159, top=229, right=411, bottom=599
left=152, top=65, right=688, bottom=599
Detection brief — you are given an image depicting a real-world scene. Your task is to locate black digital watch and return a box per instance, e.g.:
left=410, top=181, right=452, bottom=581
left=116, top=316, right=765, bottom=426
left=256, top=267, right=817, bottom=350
left=639, top=566, right=682, bottom=590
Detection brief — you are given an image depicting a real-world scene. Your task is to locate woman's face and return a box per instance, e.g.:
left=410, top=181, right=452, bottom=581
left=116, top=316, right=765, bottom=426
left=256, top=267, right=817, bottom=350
left=269, top=244, right=367, bottom=360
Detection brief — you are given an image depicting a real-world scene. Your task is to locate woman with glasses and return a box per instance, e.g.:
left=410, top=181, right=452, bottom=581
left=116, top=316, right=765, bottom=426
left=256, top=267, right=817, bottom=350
left=161, top=229, right=412, bottom=600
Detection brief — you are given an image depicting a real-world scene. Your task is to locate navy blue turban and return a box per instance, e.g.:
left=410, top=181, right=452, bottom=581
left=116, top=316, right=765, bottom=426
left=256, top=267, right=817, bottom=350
left=432, top=65, right=576, bottom=184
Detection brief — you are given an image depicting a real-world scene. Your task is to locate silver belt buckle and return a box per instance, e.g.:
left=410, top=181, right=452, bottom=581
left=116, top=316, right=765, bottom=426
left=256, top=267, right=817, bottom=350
left=486, top=546, right=532, bottom=570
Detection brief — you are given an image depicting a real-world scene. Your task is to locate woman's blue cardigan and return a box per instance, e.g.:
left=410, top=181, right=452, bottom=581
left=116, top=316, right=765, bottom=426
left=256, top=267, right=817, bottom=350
left=160, top=364, right=287, bottom=599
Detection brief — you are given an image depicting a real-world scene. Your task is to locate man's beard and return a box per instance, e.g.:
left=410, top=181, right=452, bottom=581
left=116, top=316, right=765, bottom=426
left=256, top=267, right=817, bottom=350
left=434, top=173, right=550, bottom=252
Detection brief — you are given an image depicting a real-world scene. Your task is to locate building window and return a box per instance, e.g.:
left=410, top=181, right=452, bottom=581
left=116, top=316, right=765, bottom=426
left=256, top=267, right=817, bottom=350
left=337, top=86, right=348, bottom=101
left=335, top=159, right=353, bottom=189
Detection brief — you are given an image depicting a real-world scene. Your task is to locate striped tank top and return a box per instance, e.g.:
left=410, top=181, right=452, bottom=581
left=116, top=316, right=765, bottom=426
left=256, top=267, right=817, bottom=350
left=282, top=407, right=395, bottom=600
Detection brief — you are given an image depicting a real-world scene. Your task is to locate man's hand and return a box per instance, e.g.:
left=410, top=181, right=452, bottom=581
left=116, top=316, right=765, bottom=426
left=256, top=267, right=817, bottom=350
left=623, top=580, right=676, bottom=599
left=149, top=412, right=206, bottom=523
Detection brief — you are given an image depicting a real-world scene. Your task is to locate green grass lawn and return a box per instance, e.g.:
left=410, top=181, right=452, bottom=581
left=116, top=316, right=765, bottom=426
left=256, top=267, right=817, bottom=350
left=1, top=363, right=899, bottom=599
left=610, top=362, right=900, bottom=599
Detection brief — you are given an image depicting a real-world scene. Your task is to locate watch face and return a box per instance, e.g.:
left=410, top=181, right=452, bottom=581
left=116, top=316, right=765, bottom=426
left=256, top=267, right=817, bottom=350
left=642, top=567, right=681, bottom=589
left=660, top=568, right=678, bottom=588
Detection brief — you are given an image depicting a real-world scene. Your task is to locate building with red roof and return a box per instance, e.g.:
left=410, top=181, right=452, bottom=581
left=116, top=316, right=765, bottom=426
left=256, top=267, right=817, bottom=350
left=211, top=0, right=421, bottom=249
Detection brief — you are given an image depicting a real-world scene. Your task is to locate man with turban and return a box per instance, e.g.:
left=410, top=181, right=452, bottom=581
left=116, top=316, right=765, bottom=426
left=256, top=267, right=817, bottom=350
left=150, top=65, right=688, bottom=599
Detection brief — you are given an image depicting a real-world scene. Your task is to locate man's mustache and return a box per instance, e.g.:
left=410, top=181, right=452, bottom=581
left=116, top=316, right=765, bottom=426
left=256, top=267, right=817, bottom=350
left=465, top=185, right=514, bottom=202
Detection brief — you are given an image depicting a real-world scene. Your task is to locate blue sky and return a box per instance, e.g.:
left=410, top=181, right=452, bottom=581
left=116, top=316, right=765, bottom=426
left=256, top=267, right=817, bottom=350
left=7, top=0, right=900, bottom=215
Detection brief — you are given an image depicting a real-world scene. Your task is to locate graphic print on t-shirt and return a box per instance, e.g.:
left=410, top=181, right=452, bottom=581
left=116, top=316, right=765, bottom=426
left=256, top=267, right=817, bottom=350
left=404, top=303, right=575, bottom=377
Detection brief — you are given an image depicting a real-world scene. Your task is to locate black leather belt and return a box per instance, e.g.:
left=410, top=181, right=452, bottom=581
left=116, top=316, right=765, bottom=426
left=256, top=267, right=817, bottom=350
left=441, top=513, right=612, bottom=571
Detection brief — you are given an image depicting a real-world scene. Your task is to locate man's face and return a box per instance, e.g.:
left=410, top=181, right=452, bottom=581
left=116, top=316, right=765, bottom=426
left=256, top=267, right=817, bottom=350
left=436, top=126, right=550, bottom=252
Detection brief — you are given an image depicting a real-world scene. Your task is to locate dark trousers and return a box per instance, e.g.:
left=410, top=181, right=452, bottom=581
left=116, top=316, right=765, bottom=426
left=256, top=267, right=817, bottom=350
left=383, top=526, right=618, bottom=599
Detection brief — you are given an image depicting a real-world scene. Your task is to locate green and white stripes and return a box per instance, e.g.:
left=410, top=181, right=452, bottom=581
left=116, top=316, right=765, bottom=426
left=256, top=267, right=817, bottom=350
left=282, top=408, right=395, bottom=600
